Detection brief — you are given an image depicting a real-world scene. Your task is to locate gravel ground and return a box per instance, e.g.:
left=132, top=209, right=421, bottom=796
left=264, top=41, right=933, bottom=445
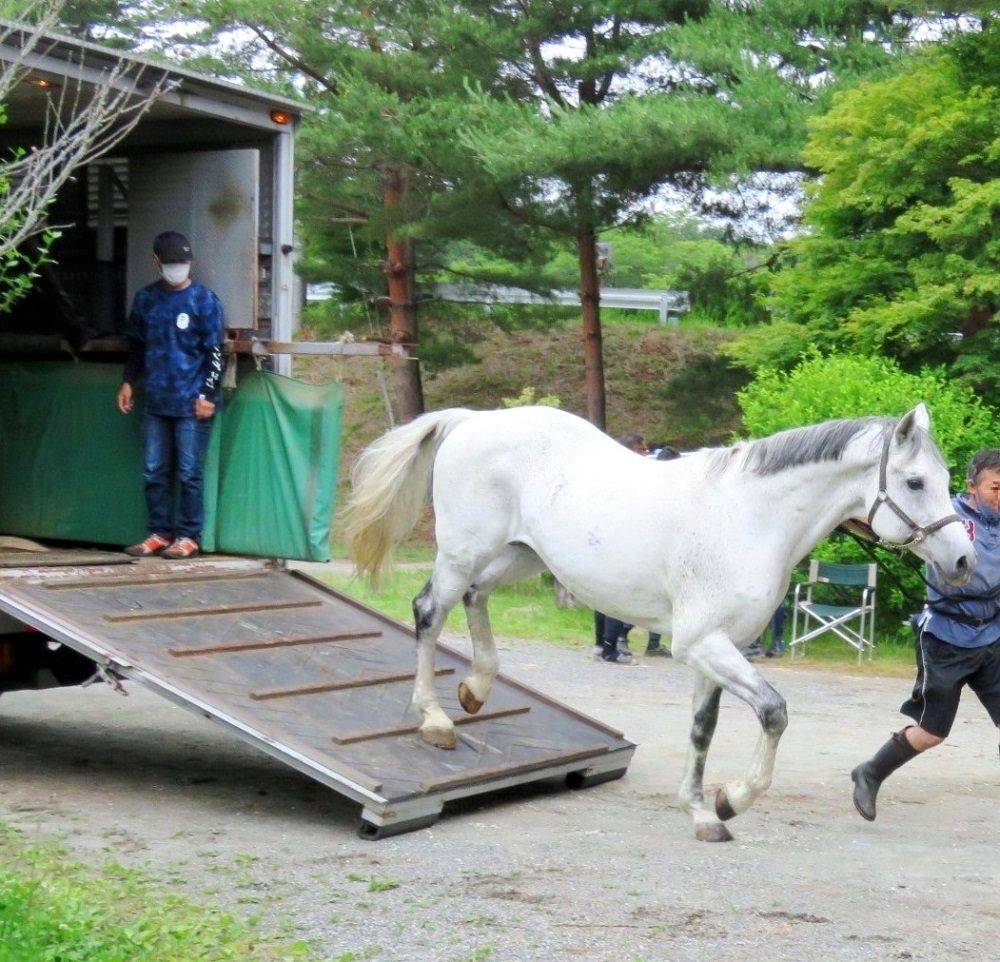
left=2, top=633, right=999, bottom=962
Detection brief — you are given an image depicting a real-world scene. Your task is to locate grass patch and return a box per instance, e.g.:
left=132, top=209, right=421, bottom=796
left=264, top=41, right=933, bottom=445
left=0, top=826, right=311, bottom=962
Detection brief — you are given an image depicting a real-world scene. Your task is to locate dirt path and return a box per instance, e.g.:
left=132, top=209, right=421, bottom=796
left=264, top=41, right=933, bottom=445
left=1, top=635, right=997, bottom=962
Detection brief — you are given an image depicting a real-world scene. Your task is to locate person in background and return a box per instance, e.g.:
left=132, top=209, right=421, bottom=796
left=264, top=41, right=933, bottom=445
left=117, top=231, right=224, bottom=560
left=643, top=444, right=683, bottom=657
left=744, top=601, right=788, bottom=661
left=851, top=448, right=1000, bottom=822
left=653, top=444, right=682, bottom=461
left=594, top=438, right=681, bottom=663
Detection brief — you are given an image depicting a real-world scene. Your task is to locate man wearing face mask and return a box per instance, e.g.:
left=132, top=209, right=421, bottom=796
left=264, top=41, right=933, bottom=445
left=851, top=447, right=1000, bottom=822
left=117, top=231, right=224, bottom=560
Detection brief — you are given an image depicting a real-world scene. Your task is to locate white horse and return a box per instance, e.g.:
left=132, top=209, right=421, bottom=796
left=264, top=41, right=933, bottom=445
left=344, top=404, right=974, bottom=842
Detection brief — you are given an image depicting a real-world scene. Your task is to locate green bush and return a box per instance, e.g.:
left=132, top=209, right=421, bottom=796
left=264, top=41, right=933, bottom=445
left=738, top=350, right=997, bottom=472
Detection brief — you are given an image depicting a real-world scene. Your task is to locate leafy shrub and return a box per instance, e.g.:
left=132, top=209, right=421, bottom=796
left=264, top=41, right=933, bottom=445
left=738, top=350, right=997, bottom=474
left=500, top=387, right=560, bottom=408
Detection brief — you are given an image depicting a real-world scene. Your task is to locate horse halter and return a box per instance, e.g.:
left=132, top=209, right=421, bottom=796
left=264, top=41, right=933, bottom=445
left=864, top=428, right=963, bottom=550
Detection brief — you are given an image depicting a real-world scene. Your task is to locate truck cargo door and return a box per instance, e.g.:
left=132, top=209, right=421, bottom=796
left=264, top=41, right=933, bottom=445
left=126, top=150, right=259, bottom=330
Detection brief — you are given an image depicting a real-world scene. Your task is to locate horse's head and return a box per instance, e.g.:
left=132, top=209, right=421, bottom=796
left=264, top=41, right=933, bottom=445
left=865, top=403, right=975, bottom=586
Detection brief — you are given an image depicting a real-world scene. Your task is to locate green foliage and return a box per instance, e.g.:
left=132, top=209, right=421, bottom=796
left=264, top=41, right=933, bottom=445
left=737, top=24, right=1000, bottom=397
left=436, top=217, right=776, bottom=331
left=593, top=217, right=707, bottom=283
left=641, top=236, right=772, bottom=327
left=35, top=0, right=139, bottom=41
left=0, top=228, right=60, bottom=314
left=345, top=873, right=401, bottom=893
left=500, top=387, right=560, bottom=408
left=738, top=350, right=999, bottom=635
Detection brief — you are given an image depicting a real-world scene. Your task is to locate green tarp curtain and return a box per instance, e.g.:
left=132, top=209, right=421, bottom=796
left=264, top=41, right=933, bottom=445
left=204, top=369, right=343, bottom=560
left=0, top=361, right=342, bottom=561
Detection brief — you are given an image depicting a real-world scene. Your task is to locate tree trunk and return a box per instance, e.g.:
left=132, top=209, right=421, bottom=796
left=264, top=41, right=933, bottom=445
left=381, top=167, right=424, bottom=423
left=577, top=226, right=606, bottom=430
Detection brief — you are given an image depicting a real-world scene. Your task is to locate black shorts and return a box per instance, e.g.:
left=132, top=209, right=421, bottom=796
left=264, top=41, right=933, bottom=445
left=900, top=629, right=1000, bottom=738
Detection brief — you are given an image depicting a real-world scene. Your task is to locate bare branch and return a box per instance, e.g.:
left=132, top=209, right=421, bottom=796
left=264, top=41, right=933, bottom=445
left=0, top=0, right=64, bottom=103
left=0, top=1, right=172, bottom=259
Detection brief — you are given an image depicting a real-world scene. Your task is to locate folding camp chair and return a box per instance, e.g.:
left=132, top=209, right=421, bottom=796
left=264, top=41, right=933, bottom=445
left=789, top=560, right=877, bottom=663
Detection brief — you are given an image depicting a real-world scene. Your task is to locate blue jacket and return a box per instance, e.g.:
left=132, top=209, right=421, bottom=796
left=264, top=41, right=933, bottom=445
left=123, top=280, right=224, bottom=417
left=919, top=494, right=1000, bottom=648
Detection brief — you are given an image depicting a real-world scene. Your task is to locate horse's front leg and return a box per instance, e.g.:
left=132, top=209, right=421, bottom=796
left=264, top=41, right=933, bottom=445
left=678, top=675, right=731, bottom=842
left=714, top=693, right=787, bottom=824
left=679, top=633, right=789, bottom=840
left=412, top=577, right=461, bottom=749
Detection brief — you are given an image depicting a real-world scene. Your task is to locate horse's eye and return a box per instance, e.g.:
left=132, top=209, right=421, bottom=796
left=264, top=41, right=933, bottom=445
left=907, top=478, right=924, bottom=491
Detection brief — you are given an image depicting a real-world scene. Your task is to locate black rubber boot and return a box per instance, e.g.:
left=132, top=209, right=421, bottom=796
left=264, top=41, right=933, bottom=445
left=851, top=729, right=920, bottom=821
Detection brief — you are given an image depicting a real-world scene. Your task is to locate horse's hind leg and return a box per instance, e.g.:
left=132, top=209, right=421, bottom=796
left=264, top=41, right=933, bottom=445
left=458, top=587, right=495, bottom=715
left=412, top=574, right=467, bottom=750
left=458, top=545, right=547, bottom=715
left=678, top=675, right=733, bottom=843
left=411, top=546, right=547, bottom=748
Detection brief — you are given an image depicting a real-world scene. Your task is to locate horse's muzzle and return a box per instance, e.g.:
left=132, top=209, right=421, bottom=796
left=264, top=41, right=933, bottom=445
left=938, top=550, right=976, bottom=587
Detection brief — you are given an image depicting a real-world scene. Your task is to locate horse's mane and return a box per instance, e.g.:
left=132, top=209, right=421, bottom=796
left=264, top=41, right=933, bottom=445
left=706, top=416, right=905, bottom=478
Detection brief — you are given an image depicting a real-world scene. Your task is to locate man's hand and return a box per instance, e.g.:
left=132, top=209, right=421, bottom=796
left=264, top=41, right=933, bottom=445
left=117, top=382, right=133, bottom=414
left=195, top=396, right=216, bottom=420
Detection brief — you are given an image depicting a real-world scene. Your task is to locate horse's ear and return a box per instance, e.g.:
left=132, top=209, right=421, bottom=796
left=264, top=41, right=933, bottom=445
left=895, top=403, right=930, bottom=444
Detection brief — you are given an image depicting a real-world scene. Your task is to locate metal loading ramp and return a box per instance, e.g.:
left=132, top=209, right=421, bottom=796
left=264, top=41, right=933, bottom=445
left=0, top=556, right=635, bottom=838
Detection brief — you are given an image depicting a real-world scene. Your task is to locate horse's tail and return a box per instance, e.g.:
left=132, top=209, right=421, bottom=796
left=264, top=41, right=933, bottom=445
left=343, top=409, right=476, bottom=588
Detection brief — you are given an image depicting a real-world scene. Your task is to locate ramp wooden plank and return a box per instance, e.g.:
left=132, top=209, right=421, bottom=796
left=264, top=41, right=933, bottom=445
left=0, top=550, right=131, bottom=568
left=105, top=598, right=322, bottom=622
left=44, top=570, right=270, bottom=590
left=332, top=705, right=532, bottom=745
left=249, top=667, right=454, bottom=701
left=169, top=630, right=382, bottom=658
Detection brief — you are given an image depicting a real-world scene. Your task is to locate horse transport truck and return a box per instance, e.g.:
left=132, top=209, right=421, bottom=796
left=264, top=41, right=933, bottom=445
left=0, top=21, right=634, bottom=838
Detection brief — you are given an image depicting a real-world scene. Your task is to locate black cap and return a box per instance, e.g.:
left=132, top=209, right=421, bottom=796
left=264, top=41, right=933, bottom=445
left=153, top=231, right=192, bottom=263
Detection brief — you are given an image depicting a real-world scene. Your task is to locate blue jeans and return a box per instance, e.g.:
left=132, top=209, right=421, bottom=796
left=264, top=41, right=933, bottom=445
left=771, top=602, right=787, bottom=642
left=142, top=412, right=213, bottom=541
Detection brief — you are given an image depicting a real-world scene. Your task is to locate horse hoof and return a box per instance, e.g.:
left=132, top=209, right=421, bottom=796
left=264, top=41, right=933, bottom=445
left=419, top=725, right=457, bottom=750
left=458, top=680, right=483, bottom=714
left=695, top=822, right=734, bottom=843
left=715, top=787, right=737, bottom=822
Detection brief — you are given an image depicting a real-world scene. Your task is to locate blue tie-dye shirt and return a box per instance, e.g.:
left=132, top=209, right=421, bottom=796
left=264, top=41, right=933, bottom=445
left=123, top=281, right=224, bottom=417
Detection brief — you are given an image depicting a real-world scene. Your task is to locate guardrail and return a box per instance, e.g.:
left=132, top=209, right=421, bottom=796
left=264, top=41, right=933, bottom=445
left=432, top=284, right=690, bottom=325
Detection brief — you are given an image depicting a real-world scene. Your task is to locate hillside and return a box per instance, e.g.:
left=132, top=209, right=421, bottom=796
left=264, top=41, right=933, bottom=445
left=299, top=320, right=747, bottom=455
